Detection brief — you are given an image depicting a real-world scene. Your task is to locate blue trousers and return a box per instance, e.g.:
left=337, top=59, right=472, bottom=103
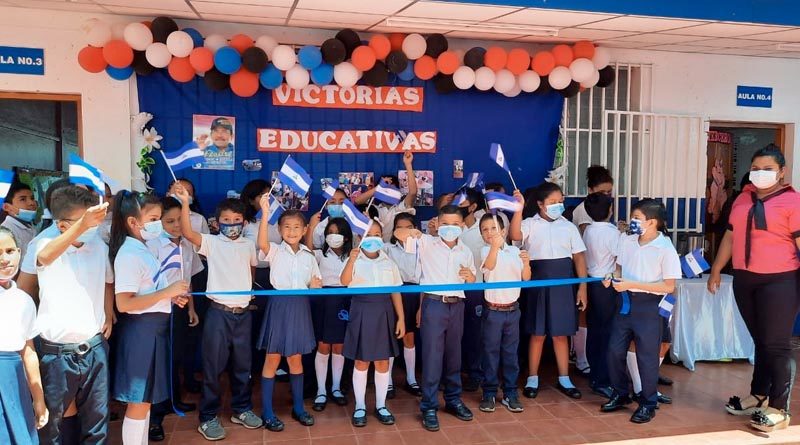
left=462, top=290, right=484, bottom=383
left=199, top=306, right=253, bottom=422
left=420, top=297, right=464, bottom=412
left=480, top=307, right=521, bottom=398
left=586, top=282, right=617, bottom=387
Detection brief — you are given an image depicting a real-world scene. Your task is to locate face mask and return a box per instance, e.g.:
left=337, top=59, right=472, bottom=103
left=326, top=233, right=344, bottom=248
left=439, top=225, right=463, bottom=242
left=140, top=220, right=163, bottom=241
left=749, top=170, right=779, bottom=190
left=545, top=203, right=565, bottom=220
left=327, top=204, right=344, bottom=219
left=360, top=236, right=384, bottom=253
left=458, top=206, right=471, bottom=219
left=219, top=222, right=243, bottom=239
left=16, top=208, right=36, bottom=223
left=628, top=218, right=645, bottom=236
left=76, top=227, right=98, bottom=243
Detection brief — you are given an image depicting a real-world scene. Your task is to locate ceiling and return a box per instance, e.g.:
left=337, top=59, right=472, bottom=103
left=6, top=0, right=800, bottom=58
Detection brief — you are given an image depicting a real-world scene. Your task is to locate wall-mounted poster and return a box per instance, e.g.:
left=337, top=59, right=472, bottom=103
left=453, top=160, right=463, bottom=179
left=338, top=172, right=375, bottom=201
left=192, top=114, right=235, bottom=170
left=270, top=171, right=309, bottom=211
left=399, top=170, right=434, bottom=207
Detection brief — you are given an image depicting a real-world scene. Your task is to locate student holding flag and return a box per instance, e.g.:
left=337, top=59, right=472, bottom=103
left=310, top=182, right=358, bottom=249
left=354, top=152, right=417, bottom=241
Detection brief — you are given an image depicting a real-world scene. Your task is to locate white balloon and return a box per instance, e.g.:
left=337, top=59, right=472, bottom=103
left=503, top=82, right=521, bottom=98
left=548, top=66, right=572, bottom=90
left=272, top=45, right=297, bottom=71
left=334, top=62, right=359, bottom=88
left=452, top=66, right=475, bottom=90
left=123, top=22, right=153, bottom=51
left=518, top=70, right=541, bottom=93
left=286, top=64, right=310, bottom=89
left=592, top=47, right=611, bottom=70
left=166, top=31, right=194, bottom=58
left=85, top=19, right=112, bottom=47
left=493, top=69, right=515, bottom=94
left=474, top=66, right=496, bottom=91
left=402, top=33, right=426, bottom=60
left=204, top=34, right=228, bottom=53
left=569, top=58, right=595, bottom=83
left=111, top=22, right=126, bottom=40
left=580, top=69, right=600, bottom=89
left=255, top=35, right=279, bottom=57
left=145, top=42, right=171, bottom=68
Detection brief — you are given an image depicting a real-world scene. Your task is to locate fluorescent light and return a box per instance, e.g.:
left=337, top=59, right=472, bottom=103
left=776, top=43, right=800, bottom=51
left=384, top=17, right=558, bottom=36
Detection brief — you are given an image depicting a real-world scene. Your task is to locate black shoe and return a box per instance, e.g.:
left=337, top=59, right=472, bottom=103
left=557, top=383, right=582, bottom=399
left=172, top=400, right=196, bottom=413
left=263, top=416, right=285, bottom=432
left=312, top=395, right=327, bottom=412
left=658, top=374, right=673, bottom=386
left=331, top=390, right=347, bottom=406
left=148, top=423, right=165, bottom=442
left=601, top=393, right=633, bottom=413
left=479, top=395, right=496, bottom=413
left=386, top=385, right=396, bottom=400
left=291, top=410, right=315, bottom=426
left=352, top=409, right=367, bottom=428
left=405, top=382, right=422, bottom=397
left=523, top=386, right=538, bottom=399
left=590, top=385, right=614, bottom=399
left=374, top=407, right=395, bottom=425
left=184, top=380, right=202, bottom=394
left=421, top=409, right=439, bottom=432
left=462, top=378, right=480, bottom=392
left=657, top=393, right=672, bottom=405
left=444, top=403, right=473, bottom=421
left=630, top=405, right=656, bottom=423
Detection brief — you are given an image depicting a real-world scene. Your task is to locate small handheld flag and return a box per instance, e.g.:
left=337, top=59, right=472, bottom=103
left=0, top=169, right=14, bottom=200
left=322, top=180, right=340, bottom=201
left=489, top=143, right=518, bottom=190
left=658, top=294, right=676, bottom=319
left=255, top=195, right=285, bottom=225
left=680, top=248, right=710, bottom=278
left=161, top=142, right=205, bottom=174
left=342, top=199, right=371, bottom=236
left=68, top=154, right=105, bottom=196
left=485, top=191, right=523, bottom=213
left=153, top=246, right=182, bottom=284
left=374, top=180, right=402, bottom=205
left=453, top=191, right=468, bottom=206
left=461, top=172, right=484, bottom=191
left=278, top=156, right=313, bottom=197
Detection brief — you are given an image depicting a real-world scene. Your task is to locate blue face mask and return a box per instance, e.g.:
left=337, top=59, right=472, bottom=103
left=16, top=208, right=36, bottom=223
left=360, top=236, right=384, bottom=253
left=219, top=222, right=244, bottom=240
left=628, top=218, right=645, bottom=236
left=327, top=204, right=344, bottom=219
left=438, top=225, right=463, bottom=242
left=545, top=203, right=565, bottom=220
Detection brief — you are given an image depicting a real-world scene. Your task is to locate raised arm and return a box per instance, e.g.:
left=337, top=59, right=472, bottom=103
left=37, top=203, right=108, bottom=267
left=340, top=247, right=360, bottom=286
left=353, top=186, right=376, bottom=205
left=257, top=194, right=272, bottom=256
left=306, top=212, right=322, bottom=250
left=402, top=152, right=417, bottom=208
left=482, top=234, right=505, bottom=271
left=509, top=190, right=525, bottom=242
left=175, top=185, right=202, bottom=248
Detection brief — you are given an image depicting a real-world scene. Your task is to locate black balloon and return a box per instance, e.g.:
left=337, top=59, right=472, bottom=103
left=321, top=38, right=346, bottom=65
left=335, top=28, right=361, bottom=58
left=559, top=81, right=580, bottom=98
left=362, top=61, right=388, bottom=87
left=151, top=17, right=179, bottom=44
left=385, top=50, right=408, bottom=74
left=596, top=66, right=615, bottom=88
left=425, top=33, right=448, bottom=58
left=204, top=68, right=229, bottom=91
left=131, top=50, right=154, bottom=76
left=464, top=47, right=485, bottom=69
left=242, top=47, right=268, bottom=73
left=535, top=75, right=552, bottom=94
left=433, top=73, right=456, bottom=94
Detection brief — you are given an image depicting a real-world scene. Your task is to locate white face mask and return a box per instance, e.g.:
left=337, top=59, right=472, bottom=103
left=140, top=220, right=163, bottom=241
left=326, top=233, right=344, bottom=248
left=749, top=170, right=779, bottom=190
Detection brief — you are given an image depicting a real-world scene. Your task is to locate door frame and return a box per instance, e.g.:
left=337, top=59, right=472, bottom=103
left=708, top=121, right=793, bottom=185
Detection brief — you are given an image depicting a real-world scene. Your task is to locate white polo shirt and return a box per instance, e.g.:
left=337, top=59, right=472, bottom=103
left=312, top=217, right=362, bottom=250
left=147, top=236, right=204, bottom=285
left=347, top=251, right=403, bottom=288
left=0, top=282, right=37, bottom=352
left=583, top=222, right=623, bottom=278
left=481, top=244, right=524, bottom=305
left=417, top=234, right=476, bottom=298
left=243, top=218, right=280, bottom=268
left=21, top=224, right=59, bottom=275
left=199, top=233, right=258, bottom=308
left=377, top=201, right=416, bottom=242
left=314, top=249, right=347, bottom=287
left=460, top=210, right=488, bottom=283
left=571, top=202, right=593, bottom=228
left=2, top=217, right=35, bottom=261
left=115, top=236, right=170, bottom=314
left=190, top=211, right=210, bottom=234
left=617, top=233, right=682, bottom=295
left=37, top=231, right=114, bottom=342
left=384, top=242, right=420, bottom=284
left=520, top=214, right=586, bottom=260
left=262, top=242, right=321, bottom=290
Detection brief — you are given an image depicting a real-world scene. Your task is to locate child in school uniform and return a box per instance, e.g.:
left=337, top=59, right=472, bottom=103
left=0, top=227, right=47, bottom=445
left=354, top=152, right=417, bottom=242
left=2, top=181, right=38, bottom=261
left=477, top=213, right=529, bottom=413
left=306, top=217, right=352, bottom=410
left=394, top=205, right=476, bottom=432
left=257, top=197, right=321, bottom=432
left=509, top=183, right=588, bottom=400
left=384, top=213, right=422, bottom=397
left=169, top=178, right=210, bottom=234
left=175, top=186, right=264, bottom=440
left=600, top=199, right=681, bottom=424
left=310, top=188, right=352, bottom=249
left=109, top=191, right=190, bottom=444
left=340, top=220, right=405, bottom=426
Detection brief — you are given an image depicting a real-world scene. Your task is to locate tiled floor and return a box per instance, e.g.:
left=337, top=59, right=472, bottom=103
left=110, top=354, right=800, bottom=445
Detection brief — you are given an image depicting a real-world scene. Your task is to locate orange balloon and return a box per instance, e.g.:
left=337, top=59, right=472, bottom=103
left=531, top=51, right=556, bottom=75
left=189, top=47, right=214, bottom=73
left=78, top=46, right=107, bottom=73
left=506, top=48, right=530, bottom=75
left=388, top=33, right=406, bottom=52
left=351, top=45, right=377, bottom=71
left=436, top=51, right=459, bottom=75
left=369, top=34, right=391, bottom=60
left=230, top=69, right=259, bottom=97
left=552, top=44, right=574, bottom=67
left=573, top=40, right=595, bottom=60
left=102, top=40, right=133, bottom=69
left=229, top=34, right=254, bottom=54
left=413, top=55, right=437, bottom=80
left=484, top=46, right=507, bottom=72
left=168, top=57, right=195, bottom=83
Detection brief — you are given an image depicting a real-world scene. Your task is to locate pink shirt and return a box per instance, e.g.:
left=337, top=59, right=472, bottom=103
left=728, top=184, right=800, bottom=273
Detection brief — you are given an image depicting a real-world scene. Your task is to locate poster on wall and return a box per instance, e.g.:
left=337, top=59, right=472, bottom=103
left=192, top=114, right=236, bottom=170
left=270, top=171, right=309, bottom=211
left=400, top=170, right=434, bottom=207
left=338, top=172, right=375, bottom=201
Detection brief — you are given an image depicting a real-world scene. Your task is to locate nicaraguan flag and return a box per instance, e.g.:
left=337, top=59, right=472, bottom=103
left=680, top=248, right=710, bottom=278
left=453, top=191, right=468, bottom=206
left=278, top=156, right=313, bottom=197
left=322, top=180, right=340, bottom=200
left=153, top=246, right=182, bottom=284
left=342, top=199, right=371, bottom=236
left=0, top=169, right=14, bottom=200
left=162, top=142, right=205, bottom=172
left=68, top=154, right=105, bottom=195
left=255, top=195, right=285, bottom=225
left=485, top=191, right=522, bottom=213
left=489, top=143, right=510, bottom=172
left=462, top=172, right=484, bottom=190
left=658, top=294, right=676, bottom=319
left=374, top=179, right=402, bottom=205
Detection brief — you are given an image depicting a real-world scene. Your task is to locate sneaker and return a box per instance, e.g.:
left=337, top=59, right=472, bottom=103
left=198, top=417, right=226, bottom=441
left=479, top=395, right=496, bottom=412
left=231, top=410, right=263, bottom=429
left=502, top=396, right=524, bottom=413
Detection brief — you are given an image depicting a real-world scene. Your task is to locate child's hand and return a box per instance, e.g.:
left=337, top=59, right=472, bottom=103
left=427, top=217, right=439, bottom=235
left=576, top=287, right=587, bottom=311
left=395, top=319, right=406, bottom=339
left=459, top=265, right=475, bottom=283
left=611, top=278, right=630, bottom=292
left=403, top=151, right=414, bottom=166
left=173, top=295, right=189, bottom=308
left=174, top=184, right=191, bottom=206
left=309, top=212, right=321, bottom=227
left=188, top=308, right=200, bottom=327
left=310, top=276, right=322, bottom=289
left=440, top=194, right=454, bottom=207
left=78, top=203, right=109, bottom=230
left=166, top=280, right=190, bottom=299
left=513, top=189, right=525, bottom=209
left=33, top=399, right=48, bottom=430
left=349, top=247, right=360, bottom=261
left=259, top=193, right=270, bottom=213
left=490, top=233, right=505, bottom=249
left=101, top=317, right=113, bottom=340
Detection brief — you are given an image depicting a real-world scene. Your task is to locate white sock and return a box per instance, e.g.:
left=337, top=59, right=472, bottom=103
left=558, top=375, right=575, bottom=389
left=375, top=370, right=391, bottom=409
left=575, top=327, right=589, bottom=369
left=404, top=347, right=417, bottom=385
left=315, top=352, right=329, bottom=397
left=387, top=357, right=395, bottom=388
left=122, top=417, right=146, bottom=445
left=353, top=368, right=368, bottom=412
left=627, top=351, right=642, bottom=394
left=526, top=375, right=539, bottom=388
left=331, top=353, right=344, bottom=393
left=141, top=412, right=150, bottom=445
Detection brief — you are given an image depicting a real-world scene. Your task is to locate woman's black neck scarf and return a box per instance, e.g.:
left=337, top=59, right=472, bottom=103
left=745, top=186, right=791, bottom=267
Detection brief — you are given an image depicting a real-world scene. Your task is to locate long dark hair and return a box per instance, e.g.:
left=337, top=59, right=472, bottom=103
left=391, top=212, right=418, bottom=245
left=109, top=190, right=162, bottom=263
left=322, top=217, right=353, bottom=261
left=632, top=198, right=669, bottom=237
left=240, top=179, right=269, bottom=223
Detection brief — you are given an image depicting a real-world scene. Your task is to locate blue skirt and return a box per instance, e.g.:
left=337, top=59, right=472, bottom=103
left=112, top=313, right=170, bottom=404
left=344, top=294, right=400, bottom=362
left=524, top=258, right=578, bottom=336
left=258, top=295, right=315, bottom=356
left=311, top=289, right=351, bottom=344
left=0, top=352, right=37, bottom=445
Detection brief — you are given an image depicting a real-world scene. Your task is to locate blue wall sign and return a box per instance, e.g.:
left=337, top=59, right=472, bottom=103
left=0, top=46, right=44, bottom=75
left=736, top=86, right=772, bottom=108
